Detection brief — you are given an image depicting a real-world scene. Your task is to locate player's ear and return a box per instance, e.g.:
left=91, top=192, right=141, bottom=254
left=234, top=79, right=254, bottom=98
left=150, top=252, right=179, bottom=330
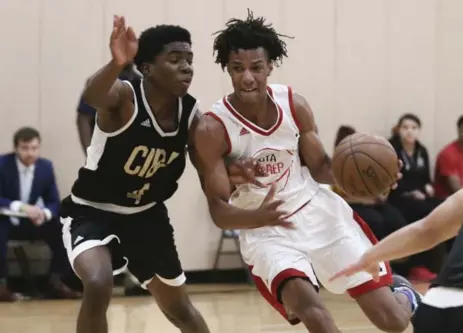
left=226, top=64, right=232, bottom=76
left=267, top=62, right=273, bottom=77
left=141, top=63, right=152, bottom=77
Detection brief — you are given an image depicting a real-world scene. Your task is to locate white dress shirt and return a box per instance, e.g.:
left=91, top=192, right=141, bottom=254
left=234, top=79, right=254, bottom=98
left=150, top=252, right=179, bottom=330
left=8, top=158, right=52, bottom=224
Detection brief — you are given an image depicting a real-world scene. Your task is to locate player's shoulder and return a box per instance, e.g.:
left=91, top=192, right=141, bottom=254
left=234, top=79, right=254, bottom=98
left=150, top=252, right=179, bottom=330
left=267, top=83, right=292, bottom=99
left=209, top=95, right=228, bottom=114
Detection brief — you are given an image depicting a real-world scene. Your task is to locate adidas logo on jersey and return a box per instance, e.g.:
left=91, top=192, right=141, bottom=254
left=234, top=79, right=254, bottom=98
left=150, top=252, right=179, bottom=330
left=239, top=127, right=250, bottom=136
left=141, top=119, right=151, bottom=127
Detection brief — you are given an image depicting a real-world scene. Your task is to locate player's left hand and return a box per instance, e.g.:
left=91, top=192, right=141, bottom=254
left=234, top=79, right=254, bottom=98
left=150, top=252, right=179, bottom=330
left=329, top=255, right=381, bottom=282
left=390, top=159, right=403, bottom=190
left=227, top=158, right=268, bottom=186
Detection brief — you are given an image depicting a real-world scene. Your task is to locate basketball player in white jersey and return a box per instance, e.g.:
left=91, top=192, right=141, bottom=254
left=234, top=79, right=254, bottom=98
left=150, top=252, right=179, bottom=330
left=330, top=189, right=463, bottom=333
left=194, top=11, right=421, bottom=333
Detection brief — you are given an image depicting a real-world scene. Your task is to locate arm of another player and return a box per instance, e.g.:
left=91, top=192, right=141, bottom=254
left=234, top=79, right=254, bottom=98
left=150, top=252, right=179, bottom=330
left=291, top=93, right=335, bottom=184
left=330, top=189, right=463, bottom=281
left=193, top=114, right=291, bottom=230
left=82, top=16, right=136, bottom=112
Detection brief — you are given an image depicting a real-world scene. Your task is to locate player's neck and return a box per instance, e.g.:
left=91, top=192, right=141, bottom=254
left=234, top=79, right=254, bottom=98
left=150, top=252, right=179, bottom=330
left=400, top=139, right=415, bottom=154
left=143, top=79, right=178, bottom=115
left=229, top=93, right=268, bottom=121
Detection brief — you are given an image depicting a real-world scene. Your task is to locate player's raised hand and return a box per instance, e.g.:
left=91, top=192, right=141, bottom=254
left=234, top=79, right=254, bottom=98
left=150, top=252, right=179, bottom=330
left=254, top=183, right=294, bottom=229
left=110, top=15, right=138, bottom=66
left=329, top=255, right=381, bottom=282
left=227, top=158, right=267, bottom=187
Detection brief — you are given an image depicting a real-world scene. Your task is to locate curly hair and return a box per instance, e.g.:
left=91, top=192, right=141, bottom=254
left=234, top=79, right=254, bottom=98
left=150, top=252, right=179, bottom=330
left=134, top=25, right=191, bottom=69
left=212, top=9, right=292, bottom=70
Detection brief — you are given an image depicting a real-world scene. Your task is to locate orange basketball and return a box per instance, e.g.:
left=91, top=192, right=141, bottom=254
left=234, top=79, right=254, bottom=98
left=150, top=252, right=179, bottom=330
left=332, top=133, right=399, bottom=199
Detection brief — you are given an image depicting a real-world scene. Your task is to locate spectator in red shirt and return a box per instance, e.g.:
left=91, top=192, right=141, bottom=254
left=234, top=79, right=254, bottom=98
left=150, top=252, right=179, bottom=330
left=434, top=116, right=463, bottom=199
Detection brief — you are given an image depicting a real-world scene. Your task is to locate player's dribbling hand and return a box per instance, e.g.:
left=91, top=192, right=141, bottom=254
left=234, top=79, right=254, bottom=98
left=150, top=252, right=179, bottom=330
left=110, top=15, right=138, bottom=66
left=390, top=159, right=403, bottom=190
left=254, top=183, right=294, bottom=229
left=329, top=255, right=381, bottom=282
left=228, top=158, right=268, bottom=187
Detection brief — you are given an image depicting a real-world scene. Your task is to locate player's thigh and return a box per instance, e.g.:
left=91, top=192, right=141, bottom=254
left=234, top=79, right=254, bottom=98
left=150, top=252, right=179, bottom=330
left=60, top=199, right=127, bottom=282
left=119, top=204, right=185, bottom=289
left=242, top=238, right=318, bottom=325
left=412, top=303, right=463, bottom=333
left=308, top=199, right=392, bottom=296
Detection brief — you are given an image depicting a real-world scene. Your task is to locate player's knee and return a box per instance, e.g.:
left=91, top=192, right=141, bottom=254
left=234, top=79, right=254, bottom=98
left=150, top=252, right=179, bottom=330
left=296, top=305, right=334, bottom=330
left=82, top=272, right=113, bottom=304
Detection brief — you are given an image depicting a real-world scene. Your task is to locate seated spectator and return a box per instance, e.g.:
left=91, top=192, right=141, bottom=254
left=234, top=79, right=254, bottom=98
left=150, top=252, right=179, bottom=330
left=434, top=115, right=463, bottom=199
left=76, top=63, right=141, bottom=153
left=388, top=114, right=442, bottom=221
left=388, top=114, right=445, bottom=280
left=0, top=127, right=81, bottom=301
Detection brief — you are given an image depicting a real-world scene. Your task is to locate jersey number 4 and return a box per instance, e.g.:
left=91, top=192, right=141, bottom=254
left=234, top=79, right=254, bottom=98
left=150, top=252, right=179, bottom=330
left=127, top=183, right=150, bottom=205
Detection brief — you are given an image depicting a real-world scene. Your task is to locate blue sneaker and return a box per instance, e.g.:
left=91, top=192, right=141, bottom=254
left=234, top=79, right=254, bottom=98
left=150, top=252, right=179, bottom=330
left=391, top=274, right=422, bottom=314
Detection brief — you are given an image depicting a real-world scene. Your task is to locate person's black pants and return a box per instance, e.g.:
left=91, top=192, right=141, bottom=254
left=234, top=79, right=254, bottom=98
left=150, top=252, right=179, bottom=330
left=0, top=217, right=70, bottom=279
left=350, top=201, right=445, bottom=274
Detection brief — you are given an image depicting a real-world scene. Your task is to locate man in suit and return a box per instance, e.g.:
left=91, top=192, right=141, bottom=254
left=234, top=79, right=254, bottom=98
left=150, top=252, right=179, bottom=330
left=0, top=127, right=80, bottom=301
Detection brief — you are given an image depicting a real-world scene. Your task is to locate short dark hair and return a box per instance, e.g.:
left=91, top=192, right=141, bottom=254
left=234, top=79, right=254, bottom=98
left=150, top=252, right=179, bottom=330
left=334, top=125, right=356, bottom=147
left=134, top=25, right=192, bottom=69
left=397, top=113, right=421, bottom=128
left=212, top=9, right=292, bottom=70
left=13, top=127, right=41, bottom=146
left=458, top=115, right=463, bottom=128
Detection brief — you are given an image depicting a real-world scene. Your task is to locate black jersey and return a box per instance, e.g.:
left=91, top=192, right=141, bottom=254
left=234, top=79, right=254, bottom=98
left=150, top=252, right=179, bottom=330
left=433, top=224, right=463, bottom=289
left=71, top=79, right=197, bottom=208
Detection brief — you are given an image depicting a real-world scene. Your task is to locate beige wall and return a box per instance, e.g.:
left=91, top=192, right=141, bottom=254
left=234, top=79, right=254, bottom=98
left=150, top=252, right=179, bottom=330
left=1, top=0, right=462, bottom=270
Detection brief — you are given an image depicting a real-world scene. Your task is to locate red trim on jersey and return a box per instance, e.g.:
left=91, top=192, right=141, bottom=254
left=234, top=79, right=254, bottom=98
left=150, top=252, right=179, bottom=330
left=204, top=112, right=232, bottom=155
left=222, top=86, right=283, bottom=136
left=287, top=86, right=301, bottom=131
left=347, top=212, right=393, bottom=298
left=249, top=265, right=314, bottom=325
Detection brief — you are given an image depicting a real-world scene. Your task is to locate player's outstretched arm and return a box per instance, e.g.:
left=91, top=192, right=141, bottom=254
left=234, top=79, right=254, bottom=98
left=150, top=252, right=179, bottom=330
left=82, top=15, right=136, bottom=111
left=193, top=114, right=291, bottom=230
left=330, top=189, right=463, bottom=281
left=291, top=93, right=335, bottom=184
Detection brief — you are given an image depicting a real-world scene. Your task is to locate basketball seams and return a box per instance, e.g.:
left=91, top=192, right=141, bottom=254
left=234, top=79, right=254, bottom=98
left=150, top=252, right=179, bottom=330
left=353, top=151, right=396, bottom=182
left=333, top=142, right=396, bottom=162
left=349, top=140, right=376, bottom=198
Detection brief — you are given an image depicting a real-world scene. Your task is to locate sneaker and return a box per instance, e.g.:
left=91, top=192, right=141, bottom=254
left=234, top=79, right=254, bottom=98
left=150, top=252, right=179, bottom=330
left=391, top=274, right=422, bottom=314
left=408, top=266, right=437, bottom=282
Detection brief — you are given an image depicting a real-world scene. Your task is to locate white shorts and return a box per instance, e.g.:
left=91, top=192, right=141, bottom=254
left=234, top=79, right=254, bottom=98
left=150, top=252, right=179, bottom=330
left=240, top=187, right=392, bottom=324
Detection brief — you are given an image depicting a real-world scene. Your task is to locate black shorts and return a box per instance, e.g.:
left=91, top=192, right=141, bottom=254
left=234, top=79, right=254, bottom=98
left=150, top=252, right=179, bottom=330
left=412, top=302, right=463, bottom=333
left=60, top=196, right=184, bottom=288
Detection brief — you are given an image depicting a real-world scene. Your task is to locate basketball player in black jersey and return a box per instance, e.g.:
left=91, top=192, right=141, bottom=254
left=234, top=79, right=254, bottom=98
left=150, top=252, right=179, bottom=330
left=60, top=16, right=257, bottom=333
left=331, top=189, right=463, bottom=332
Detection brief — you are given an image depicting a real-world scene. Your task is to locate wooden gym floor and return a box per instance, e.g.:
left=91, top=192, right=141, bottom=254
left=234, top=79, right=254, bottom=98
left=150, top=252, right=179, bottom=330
left=1, top=283, right=428, bottom=333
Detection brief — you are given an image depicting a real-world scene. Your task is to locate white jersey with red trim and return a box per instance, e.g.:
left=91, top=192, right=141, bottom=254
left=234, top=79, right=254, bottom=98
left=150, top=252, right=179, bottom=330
left=208, top=84, right=320, bottom=215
